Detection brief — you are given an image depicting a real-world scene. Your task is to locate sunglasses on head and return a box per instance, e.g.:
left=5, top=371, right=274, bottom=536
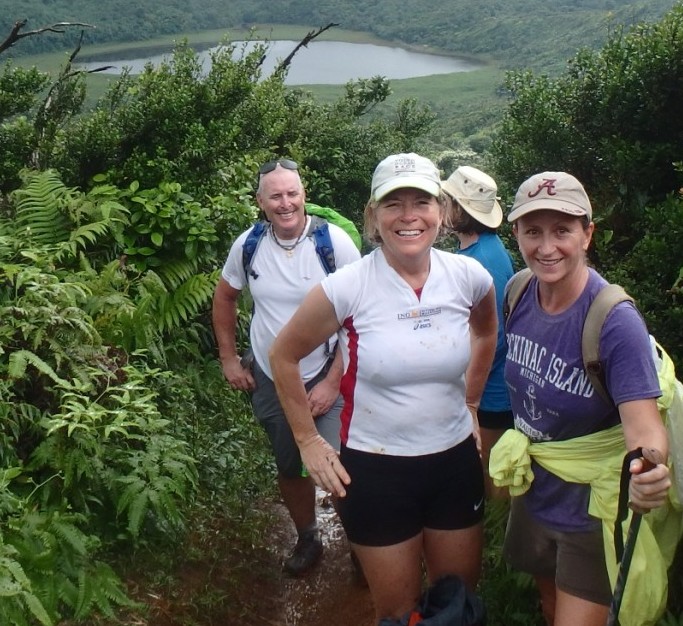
left=258, top=158, right=299, bottom=176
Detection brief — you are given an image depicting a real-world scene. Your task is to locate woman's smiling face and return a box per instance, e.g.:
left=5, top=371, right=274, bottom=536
left=513, top=209, right=594, bottom=284
left=375, top=187, right=443, bottom=261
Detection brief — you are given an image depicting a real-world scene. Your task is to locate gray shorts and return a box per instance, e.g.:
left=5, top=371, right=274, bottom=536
left=251, top=359, right=343, bottom=479
left=503, top=496, right=612, bottom=605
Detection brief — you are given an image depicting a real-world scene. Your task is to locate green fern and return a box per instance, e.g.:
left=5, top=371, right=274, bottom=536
left=7, top=349, right=72, bottom=387
left=156, top=271, right=218, bottom=333
left=10, top=170, right=73, bottom=245
left=156, top=256, right=201, bottom=290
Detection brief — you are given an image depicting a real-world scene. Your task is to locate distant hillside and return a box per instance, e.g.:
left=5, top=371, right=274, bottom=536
left=2, top=0, right=679, bottom=71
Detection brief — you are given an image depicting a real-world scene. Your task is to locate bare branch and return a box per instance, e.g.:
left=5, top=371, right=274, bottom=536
left=275, top=22, right=339, bottom=74
left=0, top=19, right=95, bottom=55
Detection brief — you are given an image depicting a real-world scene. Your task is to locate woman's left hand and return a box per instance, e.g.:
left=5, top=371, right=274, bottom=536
left=629, top=454, right=671, bottom=512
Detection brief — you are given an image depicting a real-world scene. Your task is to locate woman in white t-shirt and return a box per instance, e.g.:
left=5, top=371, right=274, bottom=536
left=270, top=153, right=497, bottom=623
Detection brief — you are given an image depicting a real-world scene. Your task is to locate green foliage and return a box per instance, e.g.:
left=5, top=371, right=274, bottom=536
left=491, top=3, right=683, bottom=370
left=491, top=3, right=683, bottom=217
left=0, top=169, right=251, bottom=622
left=2, top=0, right=677, bottom=74
left=480, top=500, right=543, bottom=625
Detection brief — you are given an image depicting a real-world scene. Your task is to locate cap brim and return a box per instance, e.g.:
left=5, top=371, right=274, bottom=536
left=508, top=199, right=589, bottom=222
left=373, top=177, right=440, bottom=202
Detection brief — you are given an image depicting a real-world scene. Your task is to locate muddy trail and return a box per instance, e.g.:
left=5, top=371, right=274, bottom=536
left=131, top=489, right=375, bottom=626
left=266, top=492, right=375, bottom=626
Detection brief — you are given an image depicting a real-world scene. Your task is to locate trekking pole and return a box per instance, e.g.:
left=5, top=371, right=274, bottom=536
left=605, top=447, right=662, bottom=626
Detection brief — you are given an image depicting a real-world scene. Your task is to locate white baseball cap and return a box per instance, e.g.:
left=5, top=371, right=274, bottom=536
left=371, top=153, right=441, bottom=202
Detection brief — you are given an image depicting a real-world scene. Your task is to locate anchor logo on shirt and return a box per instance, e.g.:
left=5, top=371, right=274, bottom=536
left=524, top=384, right=543, bottom=421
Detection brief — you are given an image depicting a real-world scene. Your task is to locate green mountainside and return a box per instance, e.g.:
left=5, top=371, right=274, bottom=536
left=2, top=0, right=678, bottom=70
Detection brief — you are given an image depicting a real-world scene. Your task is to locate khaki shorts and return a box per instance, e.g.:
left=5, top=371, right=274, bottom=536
left=503, top=496, right=612, bottom=605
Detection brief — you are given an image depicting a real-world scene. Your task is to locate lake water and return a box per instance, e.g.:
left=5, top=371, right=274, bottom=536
left=78, top=40, right=482, bottom=85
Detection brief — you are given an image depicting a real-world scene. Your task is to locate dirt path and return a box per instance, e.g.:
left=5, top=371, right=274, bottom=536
left=268, top=491, right=375, bottom=626
left=124, top=489, right=374, bottom=626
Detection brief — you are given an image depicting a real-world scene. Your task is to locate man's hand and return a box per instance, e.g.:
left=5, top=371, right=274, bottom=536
left=221, top=355, right=255, bottom=392
left=307, top=376, right=339, bottom=417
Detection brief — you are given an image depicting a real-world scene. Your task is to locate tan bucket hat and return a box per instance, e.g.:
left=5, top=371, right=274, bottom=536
left=441, top=165, right=503, bottom=228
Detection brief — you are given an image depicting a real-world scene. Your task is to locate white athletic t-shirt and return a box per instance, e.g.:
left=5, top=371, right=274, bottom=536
left=322, top=247, right=492, bottom=456
left=221, top=217, right=361, bottom=381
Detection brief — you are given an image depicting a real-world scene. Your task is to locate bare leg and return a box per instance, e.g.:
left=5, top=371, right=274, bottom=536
left=351, top=533, right=423, bottom=622
left=423, top=524, right=483, bottom=589
left=480, top=426, right=509, bottom=499
left=278, top=473, right=316, bottom=532
left=554, top=587, right=608, bottom=626
left=535, top=575, right=557, bottom=625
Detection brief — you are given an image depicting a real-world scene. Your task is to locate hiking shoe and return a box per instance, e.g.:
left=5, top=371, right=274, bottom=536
left=283, top=532, right=323, bottom=576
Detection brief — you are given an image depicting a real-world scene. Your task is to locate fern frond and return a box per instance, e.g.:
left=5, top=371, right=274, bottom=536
left=49, top=518, right=88, bottom=556
left=156, top=273, right=216, bottom=333
left=20, top=591, right=53, bottom=626
left=156, top=257, right=200, bottom=290
left=8, top=350, right=71, bottom=387
left=73, top=561, right=131, bottom=619
left=10, top=170, right=73, bottom=245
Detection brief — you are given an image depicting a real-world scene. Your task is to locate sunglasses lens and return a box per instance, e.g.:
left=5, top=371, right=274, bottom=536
left=259, top=159, right=298, bottom=175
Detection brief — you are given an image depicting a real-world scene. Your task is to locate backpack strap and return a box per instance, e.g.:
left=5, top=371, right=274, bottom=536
left=503, top=268, right=534, bottom=325
left=243, top=216, right=338, bottom=280
left=308, top=215, right=336, bottom=275
left=242, top=221, right=269, bottom=281
left=582, top=284, right=634, bottom=404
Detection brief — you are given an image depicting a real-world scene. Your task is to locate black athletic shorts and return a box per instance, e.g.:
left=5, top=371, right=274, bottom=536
left=478, top=409, right=514, bottom=430
left=337, top=435, right=485, bottom=546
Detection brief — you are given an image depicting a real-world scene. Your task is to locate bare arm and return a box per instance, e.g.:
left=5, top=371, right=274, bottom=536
left=270, top=285, right=350, bottom=497
left=619, top=398, right=671, bottom=511
left=466, top=286, right=498, bottom=452
left=212, top=277, right=254, bottom=391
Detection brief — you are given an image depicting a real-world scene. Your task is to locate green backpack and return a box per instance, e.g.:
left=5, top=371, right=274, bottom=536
left=305, top=202, right=362, bottom=250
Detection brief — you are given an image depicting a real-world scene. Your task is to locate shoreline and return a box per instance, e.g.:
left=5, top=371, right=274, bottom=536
left=27, top=23, right=486, bottom=68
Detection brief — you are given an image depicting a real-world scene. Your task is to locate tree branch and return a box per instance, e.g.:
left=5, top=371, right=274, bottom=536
left=0, top=19, right=95, bottom=55
left=275, top=22, right=339, bottom=75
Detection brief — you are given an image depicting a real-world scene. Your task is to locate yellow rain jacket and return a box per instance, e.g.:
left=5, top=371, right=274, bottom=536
left=490, top=421, right=682, bottom=626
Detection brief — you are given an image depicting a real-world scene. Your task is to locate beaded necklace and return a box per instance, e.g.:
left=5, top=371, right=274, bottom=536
left=270, top=218, right=308, bottom=257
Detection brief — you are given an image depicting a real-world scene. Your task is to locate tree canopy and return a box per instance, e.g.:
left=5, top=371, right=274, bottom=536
left=2, top=0, right=678, bottom=71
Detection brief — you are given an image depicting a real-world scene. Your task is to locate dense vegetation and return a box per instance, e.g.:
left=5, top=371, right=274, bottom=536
left=2, top=0, right=678, bottom=71
left=0, top=27, right=436, bottom=625
left=1, top=1, right=683, bottom=624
